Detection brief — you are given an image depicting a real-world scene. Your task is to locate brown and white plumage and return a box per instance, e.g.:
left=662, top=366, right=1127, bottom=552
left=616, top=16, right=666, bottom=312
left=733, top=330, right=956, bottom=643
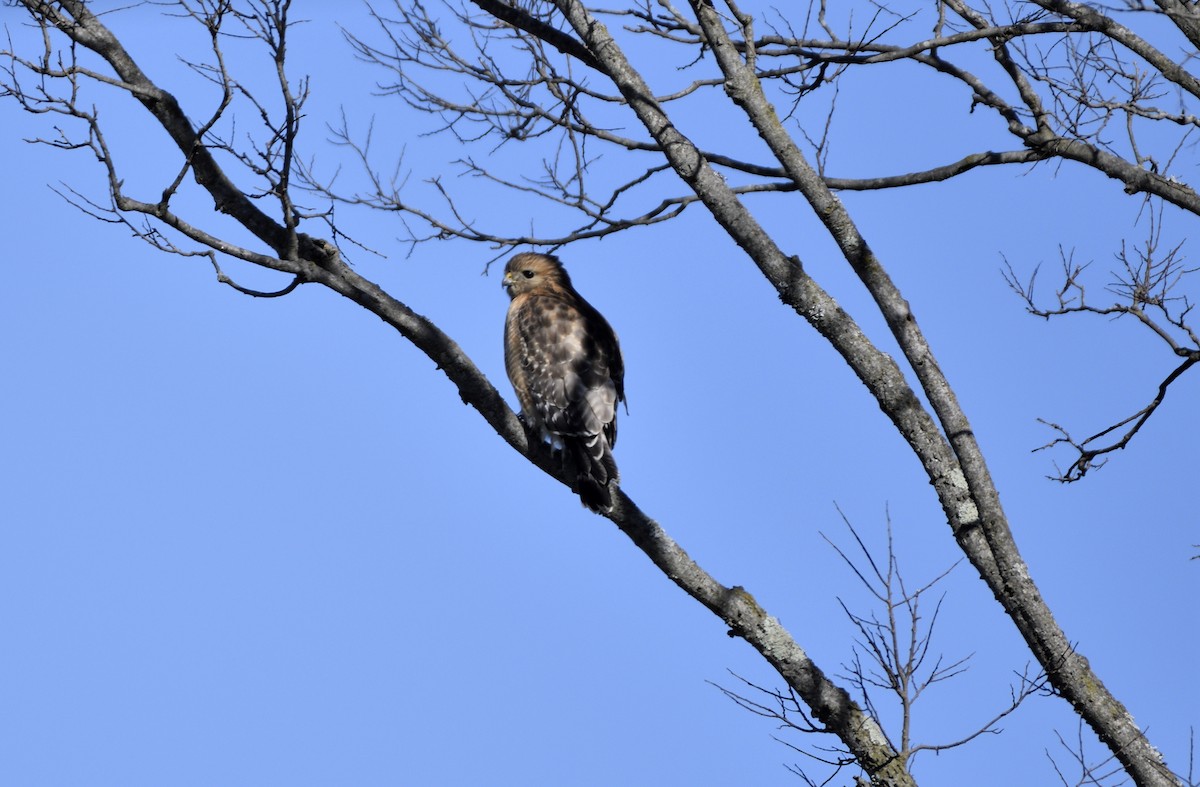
left=502, top=252, right=626, bottom=513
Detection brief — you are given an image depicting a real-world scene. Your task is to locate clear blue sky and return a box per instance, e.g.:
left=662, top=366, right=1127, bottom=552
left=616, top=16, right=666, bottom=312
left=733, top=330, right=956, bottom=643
left=1, top=3, right=1196, bottom=786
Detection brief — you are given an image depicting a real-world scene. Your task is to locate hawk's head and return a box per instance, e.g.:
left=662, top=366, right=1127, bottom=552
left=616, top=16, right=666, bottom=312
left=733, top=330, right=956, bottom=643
left=502, top=252, right=572, bottom=298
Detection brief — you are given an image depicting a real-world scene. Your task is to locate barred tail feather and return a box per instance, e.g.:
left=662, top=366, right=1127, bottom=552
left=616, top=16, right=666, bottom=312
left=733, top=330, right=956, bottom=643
left=569, top=433, right=619, bottom=513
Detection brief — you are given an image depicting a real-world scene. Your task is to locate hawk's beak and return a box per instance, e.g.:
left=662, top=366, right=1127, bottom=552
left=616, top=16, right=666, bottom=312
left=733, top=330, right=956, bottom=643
left=502, top=271, right=515, bottom=290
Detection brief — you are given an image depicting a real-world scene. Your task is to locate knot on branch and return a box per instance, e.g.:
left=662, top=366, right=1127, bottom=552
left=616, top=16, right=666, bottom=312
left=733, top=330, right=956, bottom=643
left=299, top=234, right=341, bottom=271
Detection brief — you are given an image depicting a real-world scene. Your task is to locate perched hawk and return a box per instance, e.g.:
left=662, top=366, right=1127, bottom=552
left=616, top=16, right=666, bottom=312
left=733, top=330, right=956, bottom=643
left=502, top=252, right=626, bottom=513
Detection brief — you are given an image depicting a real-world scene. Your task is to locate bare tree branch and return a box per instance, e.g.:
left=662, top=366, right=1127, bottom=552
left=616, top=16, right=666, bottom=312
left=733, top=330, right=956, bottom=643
left=2, top=3, right=905, bottom=783
left=1004, top=207, right=1200, bottom=481
left=5, top=1, right=1194, bottom=784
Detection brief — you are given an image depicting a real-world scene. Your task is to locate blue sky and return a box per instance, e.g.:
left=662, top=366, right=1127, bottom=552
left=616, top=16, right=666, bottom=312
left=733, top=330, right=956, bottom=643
left=1, top=3, right=1197, bottom=785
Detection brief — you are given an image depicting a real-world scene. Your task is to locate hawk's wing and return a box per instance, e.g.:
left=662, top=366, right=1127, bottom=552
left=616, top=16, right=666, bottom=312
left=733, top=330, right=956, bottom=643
left=506, top=291, right=622, bottom=510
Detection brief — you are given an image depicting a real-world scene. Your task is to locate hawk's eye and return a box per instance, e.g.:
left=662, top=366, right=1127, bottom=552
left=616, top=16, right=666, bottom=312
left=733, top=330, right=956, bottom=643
left=522, top=270, right=535, bottom=279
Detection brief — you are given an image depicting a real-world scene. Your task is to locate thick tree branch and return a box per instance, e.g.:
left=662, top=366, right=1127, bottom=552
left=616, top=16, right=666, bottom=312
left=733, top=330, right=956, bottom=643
left=7, top=2, right=1193, bottom=784
left=550, top=0, right=979, bottom=782
left=1028, top=0, right=1200, bottom=100
left=6, top=3, right=900, bottom=783
left=685, top=4, right=1177, bottom=785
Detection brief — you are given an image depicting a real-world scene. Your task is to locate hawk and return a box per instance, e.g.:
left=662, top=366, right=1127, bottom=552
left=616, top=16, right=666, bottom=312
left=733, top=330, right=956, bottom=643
left=502, top=252, right=626, bottom=513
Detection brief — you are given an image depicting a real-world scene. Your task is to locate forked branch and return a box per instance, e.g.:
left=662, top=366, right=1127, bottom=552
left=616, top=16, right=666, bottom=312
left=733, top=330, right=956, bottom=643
left=2, top=3, right=905, bottom=783
left=1004, top=216, right=1200, bottom=482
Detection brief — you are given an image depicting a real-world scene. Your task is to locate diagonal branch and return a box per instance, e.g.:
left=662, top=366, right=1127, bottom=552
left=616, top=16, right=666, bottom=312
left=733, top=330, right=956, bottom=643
left=683, top=2, right=1175, bottom=785
left=468, top=0, right=601, bottom=71
left=6, top=3, right=901, bottom=785
left=33, top=0, right=323, bottom=267
left=1036, top=353, right=1199, bottom=482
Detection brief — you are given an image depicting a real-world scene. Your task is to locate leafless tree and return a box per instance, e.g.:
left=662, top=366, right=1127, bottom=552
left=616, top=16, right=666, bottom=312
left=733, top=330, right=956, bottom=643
left=713, top=509, right=1050, bottom=784
left=2, top=1, right=1196, bottom=785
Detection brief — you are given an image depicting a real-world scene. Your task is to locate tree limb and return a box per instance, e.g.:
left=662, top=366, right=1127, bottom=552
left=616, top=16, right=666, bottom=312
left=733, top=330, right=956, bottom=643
left=6, top=2, right=902, bottom=783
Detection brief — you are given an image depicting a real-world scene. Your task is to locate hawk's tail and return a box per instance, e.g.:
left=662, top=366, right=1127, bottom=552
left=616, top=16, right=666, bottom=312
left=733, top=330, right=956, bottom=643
left=569, top=433, right=619, bottom=513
